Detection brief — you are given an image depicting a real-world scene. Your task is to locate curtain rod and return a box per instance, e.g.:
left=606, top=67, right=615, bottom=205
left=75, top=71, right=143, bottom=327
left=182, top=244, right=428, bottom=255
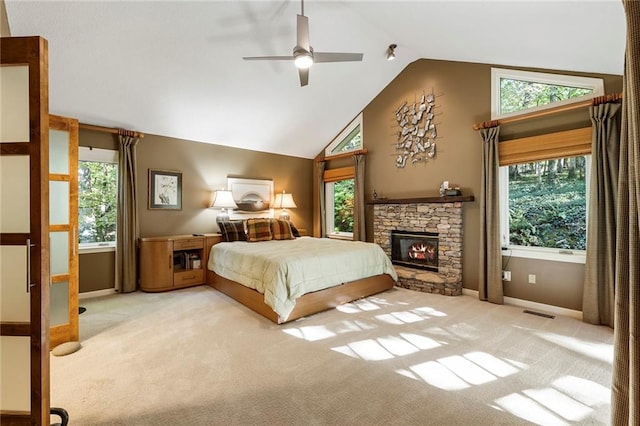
left=79, top=122, right=145, bottom=138
left=473, top=92, right=623, bottom=131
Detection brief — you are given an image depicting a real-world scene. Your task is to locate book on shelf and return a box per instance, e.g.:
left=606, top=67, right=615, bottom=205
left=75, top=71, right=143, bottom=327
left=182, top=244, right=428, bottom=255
left=179, top=252, right=201, bottom=270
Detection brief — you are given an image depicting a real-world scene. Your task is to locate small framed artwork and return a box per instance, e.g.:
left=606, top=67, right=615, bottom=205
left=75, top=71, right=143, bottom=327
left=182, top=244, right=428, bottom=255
left=149, top=169, right=182, bottom=210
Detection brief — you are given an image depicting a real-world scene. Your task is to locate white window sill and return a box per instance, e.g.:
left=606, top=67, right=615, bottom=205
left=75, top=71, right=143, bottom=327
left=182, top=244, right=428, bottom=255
left=79, top=244, right=116, bottom=255
left=502, top=246, right=585, bottom=264
left=326, top=233, right=353, bottom=241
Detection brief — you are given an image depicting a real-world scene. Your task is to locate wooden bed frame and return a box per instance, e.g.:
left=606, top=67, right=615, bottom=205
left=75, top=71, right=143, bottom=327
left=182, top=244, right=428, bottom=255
left=205, top=269, right=395, bottom=324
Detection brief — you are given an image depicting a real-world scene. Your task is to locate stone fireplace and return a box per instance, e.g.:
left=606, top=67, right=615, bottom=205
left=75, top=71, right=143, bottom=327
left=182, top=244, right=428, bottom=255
left=370, top=195, right=473, bottom=296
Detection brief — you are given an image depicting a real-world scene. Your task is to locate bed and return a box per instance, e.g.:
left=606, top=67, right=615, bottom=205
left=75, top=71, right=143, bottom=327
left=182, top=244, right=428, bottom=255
left=205, top=235, right=397, bottom=324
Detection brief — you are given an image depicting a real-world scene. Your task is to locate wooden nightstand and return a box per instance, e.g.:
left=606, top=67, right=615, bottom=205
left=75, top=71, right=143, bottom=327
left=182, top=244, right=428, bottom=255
left=139, top=234, right=221, bottom=292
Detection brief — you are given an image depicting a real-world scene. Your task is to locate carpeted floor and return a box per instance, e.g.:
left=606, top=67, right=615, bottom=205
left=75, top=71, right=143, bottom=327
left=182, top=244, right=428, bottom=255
left=51, top=286, right=613, bottom=425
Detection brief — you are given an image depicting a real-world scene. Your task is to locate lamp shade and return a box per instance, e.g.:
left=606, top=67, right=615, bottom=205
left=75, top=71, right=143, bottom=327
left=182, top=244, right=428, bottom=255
left=210, top=190, right=237, bottom=209
left=274, top=192, right=297, bottom=209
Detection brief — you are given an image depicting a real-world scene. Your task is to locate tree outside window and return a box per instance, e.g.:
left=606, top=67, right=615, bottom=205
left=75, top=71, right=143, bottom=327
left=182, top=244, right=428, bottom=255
left=78, top=158, right=118, bottom=245
left=505, top=157, right=587, bottom=251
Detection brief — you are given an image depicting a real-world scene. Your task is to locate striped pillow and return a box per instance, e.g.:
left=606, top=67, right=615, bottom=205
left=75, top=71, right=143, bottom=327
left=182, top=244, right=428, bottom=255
left=246, top=218, right=272, bottom=242
left=219, top=220, right=246, bottom=242
left=270, top=219, right=295, bottom=240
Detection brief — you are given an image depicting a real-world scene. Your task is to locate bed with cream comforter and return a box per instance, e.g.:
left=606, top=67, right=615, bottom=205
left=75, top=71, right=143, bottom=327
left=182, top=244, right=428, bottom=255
left=208, top=237, right=397, bottom=320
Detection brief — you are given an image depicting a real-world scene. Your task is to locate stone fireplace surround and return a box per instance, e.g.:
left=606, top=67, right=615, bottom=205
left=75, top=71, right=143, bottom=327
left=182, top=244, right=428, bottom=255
left=370, top=195, right=474, bottom=296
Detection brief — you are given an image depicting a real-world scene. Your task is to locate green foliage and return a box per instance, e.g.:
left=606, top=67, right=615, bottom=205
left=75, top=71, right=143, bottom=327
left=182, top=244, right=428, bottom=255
left=333, top=179, right=354, bottom=233
left=78, top=161, right=118, bottom=243
left=508, top=159, right=586, bottom=250
left=500, top=78, right=592, bottom=115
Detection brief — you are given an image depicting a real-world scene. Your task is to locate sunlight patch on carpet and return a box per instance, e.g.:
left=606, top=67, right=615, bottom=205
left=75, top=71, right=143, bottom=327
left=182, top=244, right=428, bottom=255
left=409, top=361, right=470, bottom=390
left=377, top=335, right=420, bottom=357
left=533, top=332, right=613, bottom=364
left=552, top=376, right=610, bottom=407
left=412, top=306, right=447, bottom=317
left=282, top=325, right=336, bottom=341
left=523, top=387, right=592, bottom=421
left=464, top=352, right=519, bottom=377
left=438, top=355, right=497, bottom=385
left=494, top=393, right=568, bottom=425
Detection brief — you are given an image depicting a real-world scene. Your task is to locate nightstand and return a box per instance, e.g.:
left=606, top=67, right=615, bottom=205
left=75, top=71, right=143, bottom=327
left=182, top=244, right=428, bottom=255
left=138, top=234, right=221, bottom=292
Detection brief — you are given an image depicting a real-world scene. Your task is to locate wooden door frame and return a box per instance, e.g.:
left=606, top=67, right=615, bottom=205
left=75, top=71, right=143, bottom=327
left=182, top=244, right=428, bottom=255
left=49, top=114, right=79, bottom=348
left=0, top=36, right=50, bottom=425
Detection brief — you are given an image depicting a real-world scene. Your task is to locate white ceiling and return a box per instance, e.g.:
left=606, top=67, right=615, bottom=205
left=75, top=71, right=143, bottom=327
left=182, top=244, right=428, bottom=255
left=5, top=1, right=626, bottom=159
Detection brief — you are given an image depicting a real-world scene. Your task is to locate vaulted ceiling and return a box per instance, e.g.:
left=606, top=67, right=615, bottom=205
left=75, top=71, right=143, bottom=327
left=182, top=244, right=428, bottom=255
left=5, top=1, right=626, bottom=159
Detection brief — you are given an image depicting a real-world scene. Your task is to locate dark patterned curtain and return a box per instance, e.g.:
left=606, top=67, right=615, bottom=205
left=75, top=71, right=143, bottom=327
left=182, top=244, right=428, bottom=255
left=479, top=126, right=503, bottom=304
left=611, top=1, right=640, bottom=423
left=582, top=102, right=621, bottom=326
left=116, top=131, right=139, bottom=293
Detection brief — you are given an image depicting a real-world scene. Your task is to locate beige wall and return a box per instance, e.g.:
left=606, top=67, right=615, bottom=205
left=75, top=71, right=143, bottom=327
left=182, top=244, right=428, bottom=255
left=1, top=1, right=10, bottom=37
left=135, top=134, right=313, bottom=237
left=79, top=251, right=115, bottom=293
left=358, top=58, right=622, bottom=311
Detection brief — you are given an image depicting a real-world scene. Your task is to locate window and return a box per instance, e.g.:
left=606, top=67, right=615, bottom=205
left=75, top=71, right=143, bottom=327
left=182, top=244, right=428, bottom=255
left=78, top=147, right=118, bottom=253
left=325, top=178, right=354, bottom=238
left=324, top=113, right=362, bottom=158
left=491, top=68, right=604, bottom=120
left=499, top=155, right=590, bottom=263
left=323, top=166, right=355, bottom=239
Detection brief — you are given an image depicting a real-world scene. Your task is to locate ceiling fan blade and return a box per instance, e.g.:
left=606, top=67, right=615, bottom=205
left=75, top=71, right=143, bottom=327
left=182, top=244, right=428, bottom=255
left=297, top=14, right=310, bottom=51
left=313, top=52, right=364, bottom=63
left=243, top=56, right=294, bottom=61
left=299, top=68, right=309, bottom=87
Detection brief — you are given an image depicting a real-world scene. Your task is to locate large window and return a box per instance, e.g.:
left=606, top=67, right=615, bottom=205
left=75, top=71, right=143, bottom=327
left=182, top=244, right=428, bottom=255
left=325, top=178, right=354, bottom=238
left=493, top=68, right=602, bottom=263
left=78, top=147, right=118, bottom=252
left=499, top=156, right=590, bottom=263
left=491, top=68, right=604, bottom=120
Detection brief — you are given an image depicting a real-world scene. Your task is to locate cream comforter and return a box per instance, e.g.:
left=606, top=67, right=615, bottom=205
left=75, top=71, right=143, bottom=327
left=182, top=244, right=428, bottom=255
left=208, top=237, right=397, bottom=321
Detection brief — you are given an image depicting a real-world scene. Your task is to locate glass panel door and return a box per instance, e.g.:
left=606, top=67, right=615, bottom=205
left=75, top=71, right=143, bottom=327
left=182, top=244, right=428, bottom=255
left=49, top=115, right=79, bottom=348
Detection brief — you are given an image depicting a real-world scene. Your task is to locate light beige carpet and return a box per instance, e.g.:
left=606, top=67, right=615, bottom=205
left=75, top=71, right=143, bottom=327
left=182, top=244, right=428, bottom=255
left=51, top=286, right=613, bottom=425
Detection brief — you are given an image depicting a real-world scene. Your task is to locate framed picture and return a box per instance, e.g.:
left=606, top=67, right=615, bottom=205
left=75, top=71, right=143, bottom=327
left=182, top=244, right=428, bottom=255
left=149, top=169, right=182, bottom=210
left=227, top=177, right=273, bottom=219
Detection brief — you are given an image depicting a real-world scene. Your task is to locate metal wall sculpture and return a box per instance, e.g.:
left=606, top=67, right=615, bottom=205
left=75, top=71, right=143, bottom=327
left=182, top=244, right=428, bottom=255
left=394, top=91, right=439, bottom=168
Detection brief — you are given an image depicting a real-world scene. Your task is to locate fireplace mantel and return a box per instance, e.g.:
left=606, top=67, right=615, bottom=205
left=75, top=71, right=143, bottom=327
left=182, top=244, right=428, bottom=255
left=367, top=195, right=474, bottom=205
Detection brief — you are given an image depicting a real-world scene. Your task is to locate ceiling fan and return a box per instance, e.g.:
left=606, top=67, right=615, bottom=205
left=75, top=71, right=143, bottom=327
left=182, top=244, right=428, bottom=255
left=242, top=0, right=364, bottom=87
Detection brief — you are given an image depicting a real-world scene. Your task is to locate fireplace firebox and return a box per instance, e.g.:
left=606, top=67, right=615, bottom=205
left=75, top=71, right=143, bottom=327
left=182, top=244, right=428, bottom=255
left=391, top=230, right=439, bottom=271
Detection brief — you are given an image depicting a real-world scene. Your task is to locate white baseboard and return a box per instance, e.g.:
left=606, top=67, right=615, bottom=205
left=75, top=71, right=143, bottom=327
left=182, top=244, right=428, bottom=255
left=461, top=288, right=583, bottom=320
left=79, top=288, right=117, bottom=300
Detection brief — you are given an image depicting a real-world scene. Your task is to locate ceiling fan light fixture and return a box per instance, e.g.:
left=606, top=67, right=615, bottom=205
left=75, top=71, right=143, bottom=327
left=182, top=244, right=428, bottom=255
left=387, top=44, right=397, bottom=61
left=294, top=51, right=314, bottom=69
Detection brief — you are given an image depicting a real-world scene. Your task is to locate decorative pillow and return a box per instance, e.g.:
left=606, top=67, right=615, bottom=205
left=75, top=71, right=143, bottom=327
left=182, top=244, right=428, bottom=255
left=287, top=221, right=301, bottom=238
left=219, top=220, right=247, bottom=242
left=270, top=219, right=295, bottom=240
left=246, top=218, right=273, bottom=242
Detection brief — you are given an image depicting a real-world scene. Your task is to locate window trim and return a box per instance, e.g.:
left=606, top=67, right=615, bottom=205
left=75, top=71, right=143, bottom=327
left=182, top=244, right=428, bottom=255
left=78, top=146, right=118, bottom=249
left=499, top=155, right=591, bottom=264
left=79, top=146, right=118, bottom=163
left=324, top=176, right=355, bottom=239
left=324, top=113, right=363, bottom=158
left=491, top=68, right=604, bottom=120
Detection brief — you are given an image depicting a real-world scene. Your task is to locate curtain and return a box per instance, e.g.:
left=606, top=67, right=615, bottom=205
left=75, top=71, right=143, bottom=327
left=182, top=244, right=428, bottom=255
left=479, top=126, right=503, bottom=304
left=316, top=161, right=326, bottom=237
left=116, top=132, right=139, bottom=293
left=353, top=154, right=366, bottom=241
left=583, top=103, right=621, bottom=326
left=611, top=1, right=640, bottom=423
